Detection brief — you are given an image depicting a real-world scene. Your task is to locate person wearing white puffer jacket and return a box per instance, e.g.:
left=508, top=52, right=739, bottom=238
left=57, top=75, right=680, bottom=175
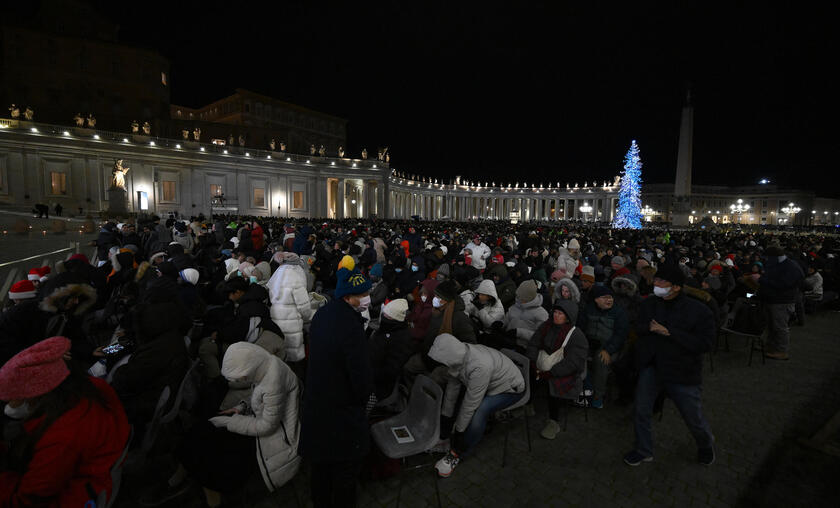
left=504, top=280, right=550, bottom=347
left=464, top=279, right=505, bottom=330
left=266, top=252, right=313, bottom=362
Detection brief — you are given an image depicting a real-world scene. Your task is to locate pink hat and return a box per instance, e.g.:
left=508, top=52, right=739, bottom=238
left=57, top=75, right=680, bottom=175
left=0, top=337, right=71, bottom=400
left=8, top=280, right=37, bottom=300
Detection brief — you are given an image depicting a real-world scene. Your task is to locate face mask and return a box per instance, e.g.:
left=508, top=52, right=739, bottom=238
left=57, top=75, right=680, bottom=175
left=4, top=401, right=30, bottom=420
left=249, top=276, right=258, bottom=284
left=395, top=268, right=403, bottom=273
left=653, top=286, right=671, bottom=298
left=421, top=295, right=427, bottom=303
left=436, top=274, right=446, bottom=281
left=411, top=265, right=419, bottom=272
left=355, top=295, right=371, bottom=312
left=432, top=296, right=443, bottom=308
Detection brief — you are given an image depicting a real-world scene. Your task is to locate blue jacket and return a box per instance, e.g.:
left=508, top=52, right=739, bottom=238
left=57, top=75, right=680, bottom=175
left=577, top=301, right=629, bottom=356
left=293, top=226, right=314, bottom=255
left=299, top=298, right=373, bottom=462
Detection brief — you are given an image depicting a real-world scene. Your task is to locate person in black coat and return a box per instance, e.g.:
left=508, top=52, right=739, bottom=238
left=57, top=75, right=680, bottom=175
left=624, top=265, right=716, bottom=467
left=299, top=257, right=373, bottom=507
left=369, top=299, right=413, bottom=400
left=758, top=245, right=805, bottom=359
left=110, top=277, right=191, bottom=424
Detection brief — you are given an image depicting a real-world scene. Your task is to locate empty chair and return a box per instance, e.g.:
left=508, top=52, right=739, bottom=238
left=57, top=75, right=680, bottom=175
left=719, top=297, right=766, bottom=366
left=499, top=349, right=531, bottom=467
left=370, top=375, right=443, bottom=508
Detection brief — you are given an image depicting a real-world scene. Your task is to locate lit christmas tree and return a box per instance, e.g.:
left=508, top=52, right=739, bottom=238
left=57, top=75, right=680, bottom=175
left=612, top=140, right=643, bottom=229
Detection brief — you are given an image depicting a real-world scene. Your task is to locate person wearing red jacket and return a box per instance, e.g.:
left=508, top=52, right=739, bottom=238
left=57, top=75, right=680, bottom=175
left=251, top=221, right=265, bottom=252
left=0, top=337, right=130, bottom=507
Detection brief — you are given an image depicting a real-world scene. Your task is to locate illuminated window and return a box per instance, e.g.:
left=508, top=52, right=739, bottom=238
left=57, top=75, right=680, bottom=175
left=293, top=191, right=304, bottom=209
left=50, top=172, right=67, bottom=195
left=253, top=188, right=265, bottom=207
left=162, top=180, right=176, bottom=201
left=210, top=184, right=222, bottom=197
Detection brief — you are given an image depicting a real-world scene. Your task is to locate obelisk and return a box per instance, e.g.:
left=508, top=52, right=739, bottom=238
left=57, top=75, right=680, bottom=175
left=672, top=89, right=693, bottom=226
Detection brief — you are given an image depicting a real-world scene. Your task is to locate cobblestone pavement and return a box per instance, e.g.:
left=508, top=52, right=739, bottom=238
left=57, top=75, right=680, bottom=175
left=118, top=310, right=840, bottom=508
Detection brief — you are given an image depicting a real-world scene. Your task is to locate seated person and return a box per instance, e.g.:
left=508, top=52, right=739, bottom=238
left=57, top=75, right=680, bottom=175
left=504, top=280, right=550, bottom=347
left=0, top=337, right=130, bottom=506
left=526, top=300, right=588, bottom=440
left=369, top=299, right=413, bottom=402
left=429, top=334, right=525, bottom=478
left=464, top=279, right=505, bottom=331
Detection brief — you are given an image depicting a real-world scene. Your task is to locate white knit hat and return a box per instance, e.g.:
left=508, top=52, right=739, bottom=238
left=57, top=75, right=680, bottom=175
left=179, top=268, right=199, bottom=285
left=383, top=298, right=409, bottom=322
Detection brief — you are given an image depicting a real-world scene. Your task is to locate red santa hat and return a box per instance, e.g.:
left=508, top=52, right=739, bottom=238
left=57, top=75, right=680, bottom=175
left=28, top=268, right=41, bottom=281
left=37, top=266, right=51, bottom=282
left=8, top=280, right=37, bottom=300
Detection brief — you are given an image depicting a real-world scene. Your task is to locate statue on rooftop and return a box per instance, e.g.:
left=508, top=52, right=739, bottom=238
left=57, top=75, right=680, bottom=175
left=613, top=175, right=621, bottom=187
left=270, top=139, right=276, bottom=151
left=9, top=104, right=20, bottom=119
left=182, top=129, right=189, bottom=140
left=385, top=153, right=390, bottom=163
left=74, top=113, right=84, bottom=127
left=193, top=127, right=201, bottom=141
left=310, top=144, right=316, bottom=155
left=228, top=134, right=234, bottom=146
left=361, top=148, right=368, bottom=160
left=131, top=120, right=139, bottom=133
left=23, top=107, right=34, bottom=121
left=338, top=146, right=344, bottom=157
left=142, top=121, right=151, bottom=135
left=318, top=145, right=326, bottom=157
left=279, top=141, right=286, bottom=151
left=239, top=135, right=246, bottom=146
left=86, top=114, right=96, bottom=128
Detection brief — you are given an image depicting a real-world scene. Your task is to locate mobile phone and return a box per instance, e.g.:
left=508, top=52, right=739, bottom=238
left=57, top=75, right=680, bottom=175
left=746, top=293, right=754, bottom=298
left=102, top=341, right=133, bottom=356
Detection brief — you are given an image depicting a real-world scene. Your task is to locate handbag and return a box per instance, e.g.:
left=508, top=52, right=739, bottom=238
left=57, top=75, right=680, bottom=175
left=536, top=326, right=577, bottom=372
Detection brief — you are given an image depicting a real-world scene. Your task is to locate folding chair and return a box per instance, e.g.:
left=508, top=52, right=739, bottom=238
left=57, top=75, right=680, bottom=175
left=498, top=349, right=531, bottom=467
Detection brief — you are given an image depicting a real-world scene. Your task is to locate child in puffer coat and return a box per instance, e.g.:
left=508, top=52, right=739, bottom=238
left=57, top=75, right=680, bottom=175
left=266, top=252, right=313, bottom=362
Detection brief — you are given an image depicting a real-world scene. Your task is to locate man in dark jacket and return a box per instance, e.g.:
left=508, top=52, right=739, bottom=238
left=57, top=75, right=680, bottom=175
left=624, top=265, right=716, bottom=467
left=577, top=285, right=629, bottom=409
left=487, top=263, right=516, bottom=310
left=300, top=256, right=373, bottom=508
left=759, top=245, right=805, bottom=360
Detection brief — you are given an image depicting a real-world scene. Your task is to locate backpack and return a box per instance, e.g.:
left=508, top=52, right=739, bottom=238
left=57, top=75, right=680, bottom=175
left=731, top=298, right=766, bottom=335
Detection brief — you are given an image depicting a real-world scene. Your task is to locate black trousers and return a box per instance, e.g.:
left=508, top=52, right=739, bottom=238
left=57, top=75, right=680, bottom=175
left=310, top=460, right=362, bottom=508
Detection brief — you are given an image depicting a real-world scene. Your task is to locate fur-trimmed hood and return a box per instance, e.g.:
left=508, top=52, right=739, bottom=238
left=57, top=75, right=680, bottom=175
left=553, top=278, right=580, bottom=304
left=611, top=276, right=638, bottom=297
left=682, top=285, right=712, bottom=303
left=39, top=276, right=97, bottom=315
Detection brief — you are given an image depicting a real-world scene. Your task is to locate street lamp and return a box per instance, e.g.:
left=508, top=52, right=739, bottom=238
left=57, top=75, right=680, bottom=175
left=729, top=199, right=750, bottom=224
left=781, top=202, right=801, bottom=225
left=641, top=205, right=656, bottom=222
left=579, top=201, right=592, bottom=222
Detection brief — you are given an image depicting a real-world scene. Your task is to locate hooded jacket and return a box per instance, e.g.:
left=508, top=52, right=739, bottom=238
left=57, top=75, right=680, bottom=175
left=266, top=257, right=313, bottom=362
left=407, top=279, right=439, bottom=341
left=461, top=241, right=491, bottom=270
left=525, top=300, right=588, bottom=398
left=464, top=279, right=505, bottom=329
left=420, top=296, right=477, bottom=370
left=504, top=294, right=549, bottom=344
left=487, top=264, right=516, bottom=309
left=369, top=317, right=414, bottom=400
left=553, top=278, right=581, bottom=305
left=218, top=343, right=301, bottom=491
left=611, top=276, right=642, bottom=326
left=428, top=334, right=524, bottom=433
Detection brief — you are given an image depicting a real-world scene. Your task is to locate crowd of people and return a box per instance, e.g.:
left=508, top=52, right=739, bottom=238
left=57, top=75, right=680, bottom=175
left=0, top=213, right=837, bottom=506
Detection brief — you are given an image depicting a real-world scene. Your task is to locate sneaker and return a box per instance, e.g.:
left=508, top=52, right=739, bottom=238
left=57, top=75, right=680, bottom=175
left=574, top=394, right=590, bottom=407
left=435, top=451, right=460, bottom=478
left=540, top=419, right=561, bottom=440
left=591, top=398, right=604, bottom=409
left=698, top=447, right=715, bottom=466
left=623, top=450, right=653, bottom=466
left=138, top=480, right=193, bottom=506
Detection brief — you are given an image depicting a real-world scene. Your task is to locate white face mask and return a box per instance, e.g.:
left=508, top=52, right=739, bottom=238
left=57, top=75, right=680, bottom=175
left=421, top=295, right=427, bottom=303
left=653, top=286, right=671, bottom=298
left=355, top=295, right=371, bottom=312
left=432, top=296, right=444, bottom=308
left=4, top=401, right=30, bottom=420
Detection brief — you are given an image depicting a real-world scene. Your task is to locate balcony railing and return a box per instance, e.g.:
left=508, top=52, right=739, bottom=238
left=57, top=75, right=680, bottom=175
left=0, top=118, right=386, bottom=172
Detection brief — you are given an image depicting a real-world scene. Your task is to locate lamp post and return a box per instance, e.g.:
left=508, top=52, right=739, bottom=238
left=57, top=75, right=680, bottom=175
left=729, top=199, right=750, bottom=224
left=641, top=205, right=656, bottom=222
left=781, top=202, right=801, bottom=225
left=579, top=201, right=593, bottom=222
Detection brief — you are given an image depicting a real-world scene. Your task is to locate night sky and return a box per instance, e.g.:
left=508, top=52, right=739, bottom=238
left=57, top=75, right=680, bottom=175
left=23, top=2, right=840, bottom=194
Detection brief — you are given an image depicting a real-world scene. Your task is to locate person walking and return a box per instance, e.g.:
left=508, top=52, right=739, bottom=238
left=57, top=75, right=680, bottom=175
left=624, top=265, right=716, bottom=467
left=758, top=245, right=805, bottom=360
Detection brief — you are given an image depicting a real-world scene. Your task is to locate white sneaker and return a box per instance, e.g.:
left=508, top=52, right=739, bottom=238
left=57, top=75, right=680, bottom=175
left=540, top=419, right=561, bottom=440
left=435, top=451, right=460, bottom=478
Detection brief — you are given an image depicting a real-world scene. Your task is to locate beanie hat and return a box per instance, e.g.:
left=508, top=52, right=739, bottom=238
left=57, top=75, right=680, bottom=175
left=179, top=268, right=200, bottom=285
left=335, top=256, right=372, bottom=298
left=655, top=264, right=686, bottom=286
left=149, top=251, right=167, bottom=263
left=434, top=279, right=461, bottom=301
left=696, top=260, right=708, bottom=271
left=0, top=336, right=71, bottom=400
left=383, top=298, right=409, bottom=322
left=704, top=276, right=722, bottom=291
left=591, top=285, right=613, bottom=299
left=611, top=256, right=625, bottom=266
left=567, top=238, right=580, bottom=250
left=436, top=263, right=450, bottom=277
left=550, top=268, right=568, bottom=282
left=709, top=264, right=724, bottom=274
left=369, top=263, right=384, bottom=278
left=516, top=280, right=538, bottom=304
left=580, top=265, right=595, bottom=283
left=8, top=280, right=37, bottom=300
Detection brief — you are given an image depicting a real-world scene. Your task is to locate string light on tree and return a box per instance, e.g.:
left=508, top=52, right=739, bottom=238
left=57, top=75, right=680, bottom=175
left=612, top=140, right=643, bottom=229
